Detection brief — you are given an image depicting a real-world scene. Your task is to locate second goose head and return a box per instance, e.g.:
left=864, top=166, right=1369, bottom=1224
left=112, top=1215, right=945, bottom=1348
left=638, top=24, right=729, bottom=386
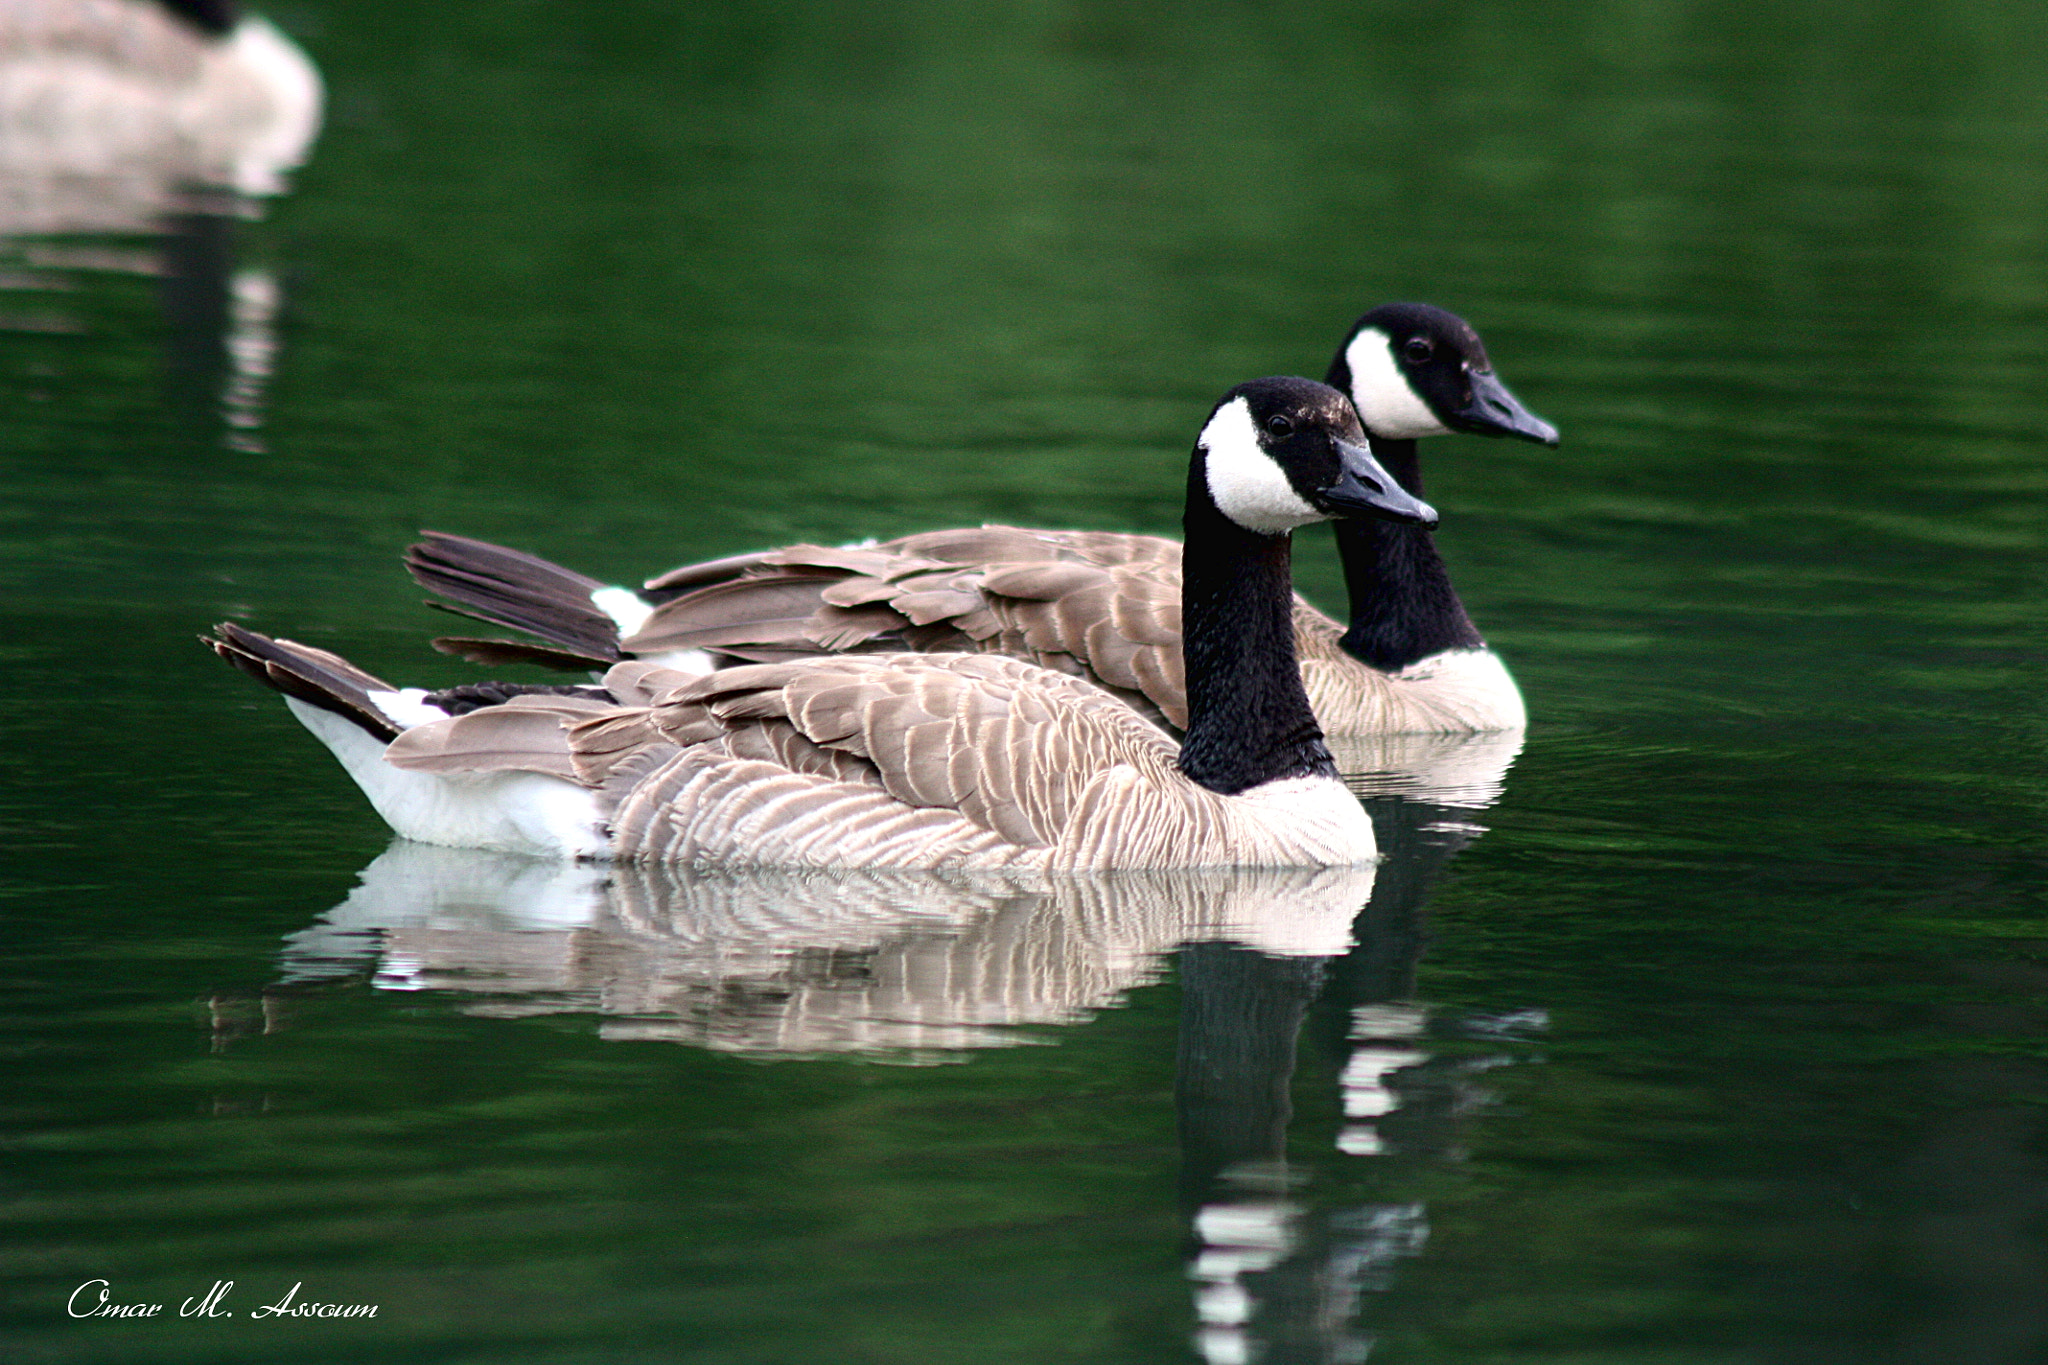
left=1327, top=302, right=1558, bottom=452
left=1311, top=304, right=1554, bottom=681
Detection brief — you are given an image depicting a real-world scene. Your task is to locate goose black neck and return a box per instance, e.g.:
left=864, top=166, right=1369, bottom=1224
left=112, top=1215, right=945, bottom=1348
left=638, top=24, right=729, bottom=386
left=1330, top=435, right=1485, bottom=671
left=1177, top=471, right=1336, bottom=796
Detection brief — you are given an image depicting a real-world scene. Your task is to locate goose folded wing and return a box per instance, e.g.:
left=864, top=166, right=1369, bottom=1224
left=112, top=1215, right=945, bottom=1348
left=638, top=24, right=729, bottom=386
left=623, top=573, right=845, bottom=656
left=383, top=695, right=621, bottom=778
left=578, top=655, right=1179, bottom=863
left=972, top=561, right=1188, bottom=729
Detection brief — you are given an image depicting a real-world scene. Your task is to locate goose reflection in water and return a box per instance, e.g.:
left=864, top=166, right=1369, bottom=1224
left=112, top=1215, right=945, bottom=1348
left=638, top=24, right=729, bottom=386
left=270, top=727, right=1540, bottom=1358
left=0, top=0, right=321, bottom=448
left=282, top=847, right=1378, bottom=1055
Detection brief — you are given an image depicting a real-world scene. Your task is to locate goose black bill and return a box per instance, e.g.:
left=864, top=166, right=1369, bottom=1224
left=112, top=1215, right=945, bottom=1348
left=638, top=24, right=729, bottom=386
left=1320, top=440, right=1439, bottom=528
left=1448, top=369, right=1559, bottom=446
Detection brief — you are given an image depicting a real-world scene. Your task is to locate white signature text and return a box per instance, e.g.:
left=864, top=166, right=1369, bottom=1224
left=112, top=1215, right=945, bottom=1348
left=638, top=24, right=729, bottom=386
left=67, top=1280, right=378, bottom=1320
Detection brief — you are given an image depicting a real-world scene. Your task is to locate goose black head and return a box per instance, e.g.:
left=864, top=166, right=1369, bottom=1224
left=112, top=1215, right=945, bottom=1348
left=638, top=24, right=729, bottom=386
left=1327, top=302, right=1559, bottom=447
left=1198, top=376, right=1439, bottom=535
left=160, top=0, right=243, bottom=37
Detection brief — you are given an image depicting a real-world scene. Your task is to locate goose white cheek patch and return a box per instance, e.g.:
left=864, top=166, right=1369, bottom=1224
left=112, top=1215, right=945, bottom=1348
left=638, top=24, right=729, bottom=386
left=1200, top=398, right=1325, bottom=536
left=1345, top=329, right=1451, bottom=438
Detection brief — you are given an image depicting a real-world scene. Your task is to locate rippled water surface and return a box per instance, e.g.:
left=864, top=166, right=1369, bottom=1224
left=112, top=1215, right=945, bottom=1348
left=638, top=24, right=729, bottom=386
left=5, top=2, right=2048, bottom=1361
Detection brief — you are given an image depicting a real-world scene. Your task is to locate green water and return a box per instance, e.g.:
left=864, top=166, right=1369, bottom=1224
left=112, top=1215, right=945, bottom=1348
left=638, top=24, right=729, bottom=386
left=5, top=1, right=2048, bottom=1361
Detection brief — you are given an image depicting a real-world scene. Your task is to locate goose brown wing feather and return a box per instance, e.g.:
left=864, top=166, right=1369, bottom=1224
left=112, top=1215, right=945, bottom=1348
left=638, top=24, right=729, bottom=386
left=1291, top=596, right=1347, bottom=638
left=893, top=526, right=1094, bottom=565
left=725, top=717, right=878, bottom=784
left=624, top=575, right=844, bottom=654
left=599, top=660, right=701, bottom=708
left=953, top=564, right=1185, bottom=727
left=887, top=575, right=990, bottom=626
left=375, top=659, right=709, bottom=786
left=626, top=655, right=1177, bottom=859
left=1040, top=529, right=1182, bottom=567
left=408, top=529, right=1348, bottom=743
left=1082, top=614, right=1147, bottom=694
left=802, top=605, right=908, bottom=651
left=1105, top=566, right=1185, bottom=647
left=383, top=696, right=615, bottom=778
left=897, top=526, right=1182, bottom=570
left=1126, top=644, right=1185, bottom=731
left=641, top=541, right=949, bottom=594
left=975, top=560, right=1107, bottom=602
left=427, top=636, right=616, bottom=670
left=569, top=709, right=689, bottom=795
left=818, top=577, right=906, bottom=609
left=638, top=546, right=798, bottom=593
left=758, top=544, right=953, bottom=579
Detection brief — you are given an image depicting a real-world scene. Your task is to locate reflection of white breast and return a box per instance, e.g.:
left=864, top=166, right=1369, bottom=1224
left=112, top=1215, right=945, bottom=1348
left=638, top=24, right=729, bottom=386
left=1326, top=726, right=1526, bottom=807
left=283, top=843, right=1379, bottom=1054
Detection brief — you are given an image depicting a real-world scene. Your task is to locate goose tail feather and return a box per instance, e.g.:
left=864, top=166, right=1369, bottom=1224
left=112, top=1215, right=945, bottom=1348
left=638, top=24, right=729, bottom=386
left=404, top=532, right=625, bottom=668
left=203, top=621, right=403, bottom=742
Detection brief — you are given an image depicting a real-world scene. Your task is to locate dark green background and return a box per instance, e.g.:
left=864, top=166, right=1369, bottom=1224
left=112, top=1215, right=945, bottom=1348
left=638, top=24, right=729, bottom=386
left=4, top=1, right=2046, bottom=1360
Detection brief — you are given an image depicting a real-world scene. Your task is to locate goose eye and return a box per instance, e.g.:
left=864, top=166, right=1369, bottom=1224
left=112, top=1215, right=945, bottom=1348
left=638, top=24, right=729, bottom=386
left=1264, top=414, right=1295, bottom=437
left=1403, top=338, right=1434, bottom=364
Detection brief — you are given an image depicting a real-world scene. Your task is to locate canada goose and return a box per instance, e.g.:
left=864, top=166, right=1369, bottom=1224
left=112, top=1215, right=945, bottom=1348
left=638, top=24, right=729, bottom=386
left=0, top=0, right=322, bottom=234
left=406, top=304, right=1555, bottom=736
left=208, top=377, right=1434, bottom=869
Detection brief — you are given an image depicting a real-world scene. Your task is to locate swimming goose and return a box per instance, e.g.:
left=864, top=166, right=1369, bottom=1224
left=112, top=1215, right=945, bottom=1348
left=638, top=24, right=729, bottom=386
left=0, top=0, right=322, bottom=233
left=407, top=304, right=1554, bottom=736
left=207, top=377, right=1434, bottom=868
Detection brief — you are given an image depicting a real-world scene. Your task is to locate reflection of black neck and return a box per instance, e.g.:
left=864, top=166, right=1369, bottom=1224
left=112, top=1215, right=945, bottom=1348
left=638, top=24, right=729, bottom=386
left=1329, top=437, right=1484, bottom=672
left=1177, top=470, right=1335, bottom=795
left=1175, top=943, right=1328, bottom=1205
left=159, top=210, right=235, bottom=425
left=1313, top=798, right=1481, bottom=1055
